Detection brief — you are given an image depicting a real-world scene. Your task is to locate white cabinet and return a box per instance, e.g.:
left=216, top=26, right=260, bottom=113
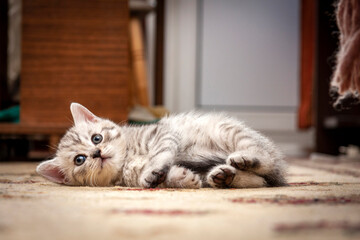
left=199, top=0, right=300, bottom=110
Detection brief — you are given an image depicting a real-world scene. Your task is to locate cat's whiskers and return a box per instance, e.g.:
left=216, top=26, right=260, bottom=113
left=65, top=116, right=74, bottom=125
left=90, top=162, right=97, bottom=186
left=91, top=169, right=96, bottom=186
left=46, top=144, right=58, bottom=152
left=94, top=159, right=104, bottom=186
left=86, top=162, right=96, bottom=186
left=85, top=171, right=91, bottom=186
left=86, top=167, right=92, bottom=186
left=92, top=171, right=97, bottom=186
left=95, top=163, right=102, bottom=186
left=116, top=120, right=127, bottom=126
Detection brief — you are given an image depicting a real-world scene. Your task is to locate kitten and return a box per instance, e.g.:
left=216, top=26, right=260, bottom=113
left=36, top=103, right=287, bottom=188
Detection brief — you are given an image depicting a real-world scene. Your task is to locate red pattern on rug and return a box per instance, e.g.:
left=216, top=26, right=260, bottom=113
left=274, top=220, right=360, bottom=234
left=110, top=209, right=209, bottom=216
left=0, top=179, right=38, bottom=184
left=230, top=195, right=360, bottom=205
left=289, top=181, right=345, bottom=186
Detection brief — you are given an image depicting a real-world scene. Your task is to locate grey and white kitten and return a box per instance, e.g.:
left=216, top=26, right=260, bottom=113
left=37, top=103, right=287, bottom=188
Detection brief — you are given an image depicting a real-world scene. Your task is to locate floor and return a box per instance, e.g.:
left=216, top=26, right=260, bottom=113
left=0, top=159, right=360, bottom=240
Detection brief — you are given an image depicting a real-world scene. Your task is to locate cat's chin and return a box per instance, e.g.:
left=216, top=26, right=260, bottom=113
left=100, top=157, right=111, bottom=168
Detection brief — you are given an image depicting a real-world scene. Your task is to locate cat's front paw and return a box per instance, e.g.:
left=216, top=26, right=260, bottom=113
left=165, top=166, right=201, bottom=189
left=140, top=168, right=168, bottom=188
left=226, top=152, right=261, bottom=171
left=206, top=165, right=235, bottom=188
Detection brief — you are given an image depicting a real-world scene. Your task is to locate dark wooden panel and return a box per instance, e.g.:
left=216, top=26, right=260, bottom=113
left=21, top=0, right=130, bottom=126
left=0, top=0, right=9, bottom=109
left=154, top=0, right=165, bottom=105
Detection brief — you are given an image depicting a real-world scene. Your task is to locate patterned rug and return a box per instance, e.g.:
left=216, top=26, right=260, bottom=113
left=0, top=159, right=360, bottom=240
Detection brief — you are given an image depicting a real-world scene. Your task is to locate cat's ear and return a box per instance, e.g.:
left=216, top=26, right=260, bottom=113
left=36, top=159, right=66, bottom=184
left=70, top=103, right=99, bottom=125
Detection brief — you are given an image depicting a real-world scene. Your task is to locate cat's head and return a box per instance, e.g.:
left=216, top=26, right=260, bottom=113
left=36, top=103, right=127, bottom=186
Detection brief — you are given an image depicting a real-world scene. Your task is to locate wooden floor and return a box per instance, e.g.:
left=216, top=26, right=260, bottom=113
left=0, top=159, right=360, bottom=240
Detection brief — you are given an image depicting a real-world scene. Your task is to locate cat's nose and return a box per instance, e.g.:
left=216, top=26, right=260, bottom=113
left=92, top=149, right=101, bottom=159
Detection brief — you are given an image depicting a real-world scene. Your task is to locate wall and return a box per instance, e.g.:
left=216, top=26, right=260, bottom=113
left=199, top=0, right=299, bottom=110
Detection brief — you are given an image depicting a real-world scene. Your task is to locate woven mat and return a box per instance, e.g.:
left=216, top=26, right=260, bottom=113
left=0, top=159, right=360, bottom=240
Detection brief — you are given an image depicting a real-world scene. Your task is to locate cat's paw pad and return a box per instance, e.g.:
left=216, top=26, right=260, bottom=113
left=207, top=166, right=235, bottom=188
left=166, top=166, right=201, bottom=189
left=227, top=154, right=260, bottom=170
left=142, top=169, right=167, bottom=188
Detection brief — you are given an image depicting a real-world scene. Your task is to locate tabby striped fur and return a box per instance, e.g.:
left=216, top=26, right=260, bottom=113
left=36, top=103, right=287, bottom=188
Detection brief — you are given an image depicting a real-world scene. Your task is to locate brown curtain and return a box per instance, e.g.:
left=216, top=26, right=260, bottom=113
left=298, top=0, right=316, bottom=129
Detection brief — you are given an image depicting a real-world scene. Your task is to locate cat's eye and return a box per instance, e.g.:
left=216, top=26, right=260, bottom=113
left=91, top=134, right=103, bottom=144
left=74, top=155, right=87, bottom=166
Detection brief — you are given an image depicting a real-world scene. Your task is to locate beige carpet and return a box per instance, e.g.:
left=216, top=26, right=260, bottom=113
left=1, top=159, right=360, bottom=240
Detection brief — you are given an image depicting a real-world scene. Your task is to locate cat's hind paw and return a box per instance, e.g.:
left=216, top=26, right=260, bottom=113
left=165, top=166, right=201, bottom=189
left=206, top=165, right=235, bottom=188
left=226, top=152, right=261, bottom=171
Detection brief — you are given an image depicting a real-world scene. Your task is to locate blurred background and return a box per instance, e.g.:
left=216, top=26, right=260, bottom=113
left=0, top=0, right=359, bottom=161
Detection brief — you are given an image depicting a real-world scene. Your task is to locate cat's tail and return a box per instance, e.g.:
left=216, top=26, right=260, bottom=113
left=262, top=161, right=288, bottom=187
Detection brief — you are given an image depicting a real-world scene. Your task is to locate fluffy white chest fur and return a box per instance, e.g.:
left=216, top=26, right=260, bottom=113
left=37, top=103, right=287, bottom=188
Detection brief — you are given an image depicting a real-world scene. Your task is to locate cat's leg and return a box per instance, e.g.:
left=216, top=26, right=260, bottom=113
left=206, top=165, right=235, bottom=188
left=164, top=166, right=202, bottom=189
left=216, top=119, right=287, bottom=186
left=139, top=127, right=182, bottom=188
left=225, top=150, right=286, bottom=187
left=231, top=170, right=266, bottom=188
left=226, top=150, right=263, bottom=172
left=139, top=157, right=171, bottom=188
left=139, top=141, right=178, bottom=188
left=206, top=164, right=266, bottom=188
